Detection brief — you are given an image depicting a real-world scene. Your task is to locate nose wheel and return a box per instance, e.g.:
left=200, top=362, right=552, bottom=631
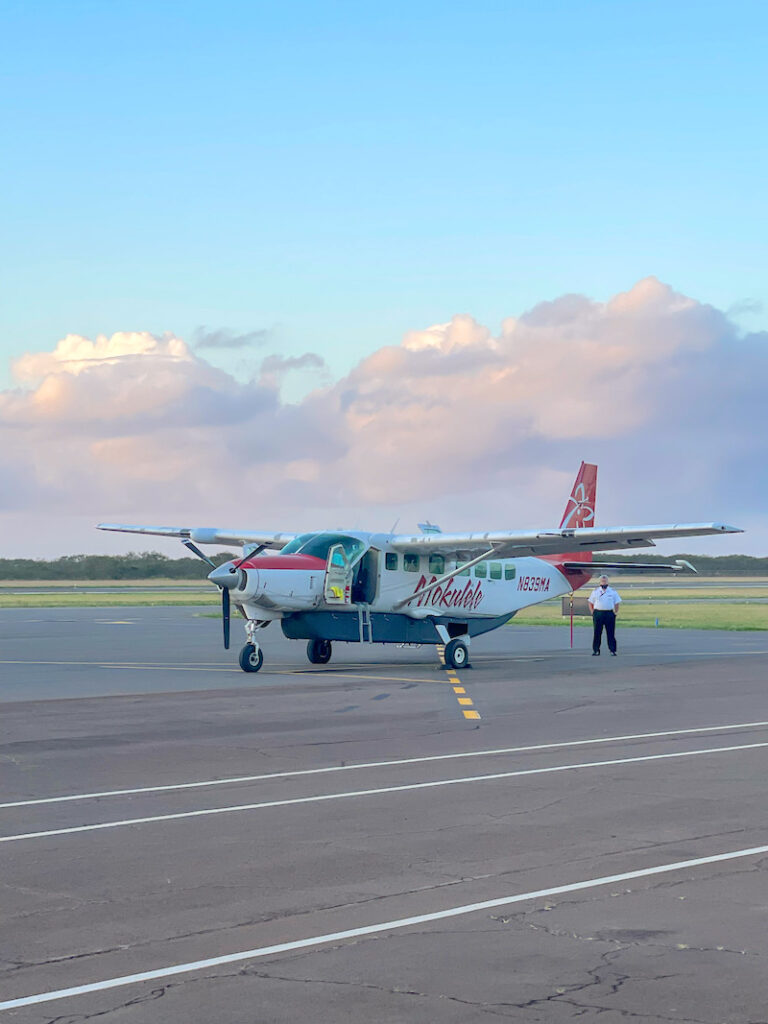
left=239, top=643, right=264, bottom=673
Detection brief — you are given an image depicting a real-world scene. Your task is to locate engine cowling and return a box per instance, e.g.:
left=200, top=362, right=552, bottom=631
left=208, top=554, right=326, bottom=612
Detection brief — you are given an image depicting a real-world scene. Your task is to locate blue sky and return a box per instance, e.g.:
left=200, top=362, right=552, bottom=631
left=1, top=1, right=767, bottom=556
left=2, top=0, right=766, bottom=384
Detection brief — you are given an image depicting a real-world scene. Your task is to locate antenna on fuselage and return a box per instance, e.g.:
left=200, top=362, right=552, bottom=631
left=389, top=517, right=400, bottom=534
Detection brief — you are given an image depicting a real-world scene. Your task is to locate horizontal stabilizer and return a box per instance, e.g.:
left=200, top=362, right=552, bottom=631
left=561, top=559, right=698, bottom=575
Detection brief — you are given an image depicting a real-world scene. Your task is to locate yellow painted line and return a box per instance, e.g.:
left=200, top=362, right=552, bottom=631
left=286, top=671, right=431, bottom=684
left=0, top=660, right=238, bottom=673
left=440, top=665, right=481, bottom=720
left=0, top=661, right=428, bottom=684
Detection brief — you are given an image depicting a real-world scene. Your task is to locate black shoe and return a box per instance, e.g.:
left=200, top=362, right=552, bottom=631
left=592, top=651, right=600, bottom=656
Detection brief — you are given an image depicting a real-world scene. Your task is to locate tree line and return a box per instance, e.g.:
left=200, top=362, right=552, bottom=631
left=0, top=551, right=238, bottom=580
left=0, top=550, right=765, bottom=580
left=606, top=553, right=768, bottom=574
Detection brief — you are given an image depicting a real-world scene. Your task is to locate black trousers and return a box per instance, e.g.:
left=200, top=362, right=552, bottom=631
left=592, top=610, right=617, bottom=653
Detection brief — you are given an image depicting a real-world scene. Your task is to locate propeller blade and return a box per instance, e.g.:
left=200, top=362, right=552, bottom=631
left=233, top=543, right=266, bottom=569
left=222, top=587, right=231, bottom=650
left=182, top=539, right=216, bottom=568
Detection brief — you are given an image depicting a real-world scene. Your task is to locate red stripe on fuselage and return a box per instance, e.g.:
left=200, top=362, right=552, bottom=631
left=238, top=554, right=327, bottom=571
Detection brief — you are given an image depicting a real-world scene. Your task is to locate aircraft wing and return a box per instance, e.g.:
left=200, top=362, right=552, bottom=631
left=97, top=523, right=297, bottom=549
left=389, top=522, right=742, bottom=559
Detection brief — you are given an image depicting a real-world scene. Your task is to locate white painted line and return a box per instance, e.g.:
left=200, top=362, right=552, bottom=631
left=3, top=741, right=767, bottom=845
left=3, top=841, right=768, bottom=1011
left=4, top=718, right=768, bottom=811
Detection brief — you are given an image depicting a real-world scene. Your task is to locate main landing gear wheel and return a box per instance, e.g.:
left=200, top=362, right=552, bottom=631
left=444, top=639, right=469, bottom=670
left=307, top=639, right=333, bottom=664
left=239, top=644, right=264, bottom=673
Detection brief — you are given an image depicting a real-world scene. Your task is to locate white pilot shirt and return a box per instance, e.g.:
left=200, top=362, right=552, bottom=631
left=589, top=585, right=622, bottom=611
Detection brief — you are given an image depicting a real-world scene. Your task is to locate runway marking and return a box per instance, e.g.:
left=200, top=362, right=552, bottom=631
left=5, top=718, right=768, bottom=811
left=3, top=740, right=766, bottom=845
left=473, top=648, right=768, bottom=662
left=445, top=666, right=481, bottom=720
left=280, top=670, right=432, bottom=684
left=0, top=660, right=239, bottom=673
left=0, top=660, right=429, bottom=683
left=3, top=842, right=768, bottom=1012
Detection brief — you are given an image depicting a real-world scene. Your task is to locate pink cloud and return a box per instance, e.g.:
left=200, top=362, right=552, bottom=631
left=1, top=278, right=765, bottom=555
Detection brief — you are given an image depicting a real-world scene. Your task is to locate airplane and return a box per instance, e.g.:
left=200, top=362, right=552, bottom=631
left=98, top=463, right=741, bottom=672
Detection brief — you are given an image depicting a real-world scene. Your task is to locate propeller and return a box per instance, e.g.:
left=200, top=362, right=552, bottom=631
left=182, top=539, right=232, bottom=649
left=182, top=539, right=216, bottom=568
left=222, top=586, right=231, bottom=650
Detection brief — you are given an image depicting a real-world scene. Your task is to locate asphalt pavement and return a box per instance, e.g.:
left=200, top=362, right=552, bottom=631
left=2, top=607, right=768, bottom=1022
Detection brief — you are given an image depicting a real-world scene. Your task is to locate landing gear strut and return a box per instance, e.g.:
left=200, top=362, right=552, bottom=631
left=434, top=624, right=471, bottom=670
left=307, top=639, right=332, bottom=664
left=239, top=619, right=265, bottom=673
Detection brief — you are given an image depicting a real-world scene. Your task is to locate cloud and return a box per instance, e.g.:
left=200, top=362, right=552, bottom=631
left=259, top=352, right=327, bottom=389
left=193, top=327, right=271, bottom=350
left=1, top=277, right=766, bottom=555
left=727, top=298, right=764, bottom=318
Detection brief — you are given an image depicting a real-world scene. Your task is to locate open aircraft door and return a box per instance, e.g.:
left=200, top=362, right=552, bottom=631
left=324, top=543, right=354, bottom=605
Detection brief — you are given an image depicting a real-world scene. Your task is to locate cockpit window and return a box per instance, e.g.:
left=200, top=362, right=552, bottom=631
left=280, top=532, right=367, bottom=564
left=281, top=533, right=314, bottom=553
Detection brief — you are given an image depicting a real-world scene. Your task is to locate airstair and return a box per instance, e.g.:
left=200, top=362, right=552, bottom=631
left=357, top=605, right=373, bottom=644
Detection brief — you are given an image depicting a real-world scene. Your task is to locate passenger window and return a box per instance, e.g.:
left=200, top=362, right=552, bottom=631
left=456, top=564, right=470, bottom=577
left=474, top=562, right=487, bottom=578
left=404, top=553, right=419, bottom=573
left=385, top=553, right=398, bottom=571
left=505, top=565, right=516, bottom=580
left=490, top=562, right=502, bottom=580
left=429, top=554, right=445, bottom=575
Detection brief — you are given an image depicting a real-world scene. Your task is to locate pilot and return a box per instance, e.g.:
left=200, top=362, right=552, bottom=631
left=588, top=575, right=622, bottom=656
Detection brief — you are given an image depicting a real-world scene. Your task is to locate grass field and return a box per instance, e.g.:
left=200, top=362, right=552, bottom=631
left=1, top=578, right=767, bottom=629
left=512, top=600, right=768, bottom=630
left=0, top=592, right=217, bottom=608
left=0, top=578, right=206, bottom=589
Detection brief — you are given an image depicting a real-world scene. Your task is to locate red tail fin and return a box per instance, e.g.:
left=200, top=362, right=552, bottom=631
left=560, top=461, right=597, bottom=529
left=555, top=462, right=597, bottom=569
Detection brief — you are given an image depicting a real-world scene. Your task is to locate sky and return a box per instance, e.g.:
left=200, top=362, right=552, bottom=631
left=1, top=0, right=767, bottom=557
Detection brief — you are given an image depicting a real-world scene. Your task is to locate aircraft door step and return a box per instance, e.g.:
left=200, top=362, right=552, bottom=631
left=358, top=605, right=373, bottom=643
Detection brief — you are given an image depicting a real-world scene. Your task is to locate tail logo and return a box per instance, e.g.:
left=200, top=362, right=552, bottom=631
left=562, top=483, right=595, bottom=529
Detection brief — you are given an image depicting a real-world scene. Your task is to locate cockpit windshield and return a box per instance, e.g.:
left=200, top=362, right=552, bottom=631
left=281, top=532, right=367, bottom=565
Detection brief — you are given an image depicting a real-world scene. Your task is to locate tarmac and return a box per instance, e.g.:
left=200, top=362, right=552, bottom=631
left=2, top=607, right=768, bottom=1022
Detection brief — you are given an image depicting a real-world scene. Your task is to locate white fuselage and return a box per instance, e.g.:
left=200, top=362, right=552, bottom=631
left=375, top=555, right=572, bottom=618
left=227, top=533, right=576, bottom=624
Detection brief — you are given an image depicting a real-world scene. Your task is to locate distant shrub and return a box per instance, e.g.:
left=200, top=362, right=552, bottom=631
left=0, top=551, right=237, bottom=580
